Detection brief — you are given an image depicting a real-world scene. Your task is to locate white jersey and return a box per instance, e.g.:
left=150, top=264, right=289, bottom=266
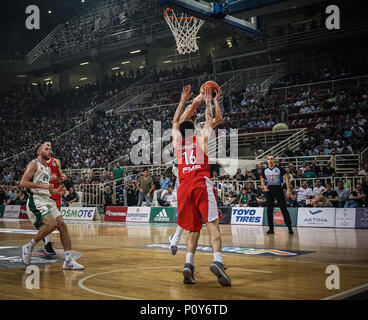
left=30, top=159, right=51, bottom=196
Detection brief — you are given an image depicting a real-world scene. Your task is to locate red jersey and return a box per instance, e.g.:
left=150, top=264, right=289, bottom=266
left=47, top=157, right=60, bottom=189
left=174, top=135, right=210, bottom=187
left=174, top=135, right=220, bottom=232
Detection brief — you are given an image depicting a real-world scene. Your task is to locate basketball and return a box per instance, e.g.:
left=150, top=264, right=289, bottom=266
left=200, top=81, right=220, bottom=94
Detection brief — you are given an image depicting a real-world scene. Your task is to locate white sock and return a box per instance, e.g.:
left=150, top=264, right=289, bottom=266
left=43, top=235, right=50, bottom=244
left=65, top=250, right=72, bottom=262
left=186, top=252, right=194, bottom=265
left=213, top=252, right=223, bottom=264
left=171, top=226, right=183, bottom=245
left=27, top=239, right=35, bottom=250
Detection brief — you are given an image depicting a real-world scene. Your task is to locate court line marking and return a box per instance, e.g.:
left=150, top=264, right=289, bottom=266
left=321, top=282, right=368, bottom=300
left=0, top=228, right=59, bottom=235
left=78, top=266, right=273, bottom=300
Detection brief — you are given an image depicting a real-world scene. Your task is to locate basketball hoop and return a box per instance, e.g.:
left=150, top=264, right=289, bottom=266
left=163, top=8, right=204, bottom=55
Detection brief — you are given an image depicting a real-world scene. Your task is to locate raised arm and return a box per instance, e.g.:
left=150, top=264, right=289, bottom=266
left=172, top=85, right=194, bottom=146
left=179, top=93, right=203, bottom=122
left=212, top=88, right=223, bottom=128
left=198, top=87, right=213, bottom=155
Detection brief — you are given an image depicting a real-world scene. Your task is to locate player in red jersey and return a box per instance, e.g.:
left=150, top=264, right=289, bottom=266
left=43, top=141, right=67, bottom=255
left=168, top=87, right=223, bottom=255
left=172, top=85, right=231, bottom=286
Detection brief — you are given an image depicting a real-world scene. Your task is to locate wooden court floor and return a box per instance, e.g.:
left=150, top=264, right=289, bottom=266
left=0, top=219, right=367, bottom=300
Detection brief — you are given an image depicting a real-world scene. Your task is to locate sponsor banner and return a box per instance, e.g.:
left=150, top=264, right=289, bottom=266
left=297, top=208, right=335, bottom=228
left=219, top=207, right=231, bottom=225
left=262, top=207, right=298, bottom=227
left=335, top=208, right=356, bottom=228
left=356, top=208, right=368, bottom=228
left=19, top=205, right=29, bottom=220
left=4, top=205, right=21, bottom=219
left=104, top=206, right=127, bottom=222
left=231, top=207, right=263, bottom=225
left=146, top=243, right=313, bottom=257
left=0, top=205, right=4, bottom=218
left=149, top=207, right=177, bottom=223
left=61, top=207, right=96, bottom=221
left=126, top=207, right=150, bottom=223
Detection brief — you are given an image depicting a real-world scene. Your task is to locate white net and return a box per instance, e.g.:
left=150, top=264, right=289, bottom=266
left=164, top=8, right=204, bottom=55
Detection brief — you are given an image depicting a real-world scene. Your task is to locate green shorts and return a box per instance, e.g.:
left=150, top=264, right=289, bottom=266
left=27, top=194, right=61, bottom=229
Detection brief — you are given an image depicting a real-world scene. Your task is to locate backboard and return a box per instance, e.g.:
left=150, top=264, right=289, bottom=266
left=160, top=0, right=261, bottom=35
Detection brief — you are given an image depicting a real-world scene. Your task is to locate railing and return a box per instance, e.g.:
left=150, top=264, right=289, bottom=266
left=334, top=154, right=360, bottom=174
left=360, top=146, right=368, bottom=167
left=85, top=72, right=154, bottom=118
left=270, top=75, right=368, bottom=97
left=260, top=63, right=286, bottom=91
left=255, top=128, right=307, bottom=159
left=277, top=155, right=333, bottom=171
left=267, top=18, right=368, bottom=52
left=63, top=168, right=108, bottom=180
left=74, top=181, right=117, bottom=207
left=26, top=24, right=64, bottom=64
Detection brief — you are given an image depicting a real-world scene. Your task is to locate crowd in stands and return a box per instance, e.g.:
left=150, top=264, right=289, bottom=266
left=31, top=0, right=164, bottom=62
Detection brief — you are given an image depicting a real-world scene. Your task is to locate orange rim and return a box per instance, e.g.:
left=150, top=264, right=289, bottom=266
left=163, top=8, right=197, bottom=21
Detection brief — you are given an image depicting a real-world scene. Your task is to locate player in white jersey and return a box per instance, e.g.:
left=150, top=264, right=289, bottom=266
left=168, top=88, right=223, bottom=255
left=20, top=143, right=84, bottom=270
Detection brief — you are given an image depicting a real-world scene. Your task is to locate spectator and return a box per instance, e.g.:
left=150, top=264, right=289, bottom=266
left=222, top=191, right=238, bottom=207
left=103, top=185, right=114, bottom=208
left=152, top=175, right=161, bottom=191
left=344, top=184, right=366, bottom=208
left=303, top=165, right=317, bottom=184
left=0, top=185, right=6, bottom=205
left=233, top=169, right=246, bottom=181
left=311, top=179, right=326, bottom=200
left=65, top=187, right=79, bottom=206
left=160, top=175, right=170, bottom=190
left=6, top=187, right=17, bottom=205
left=334, top=181, right=350, bottom=207
left=238, top=188, right=251, bottom=207
left=295, top=180, right=313, bottom=206
left=285, top=183, right=299, bottom=207
left=126, top=178, right=137, bottom=206
left=313, top=183, right=339, bottom=207
left=255, top=186, right=267, bottom=207
left=362, top=175, right=368, bottom=196
left=137, top=170, right=154, bottom=206
left=323, top=161, right=336, bottom=177
left=358, top=164, right=368, bottom=176
left=158, top=186, right=177, bottom=206
left=15, top=188, right=28, bottom=205
left=112, top=162, right=125, bottom=185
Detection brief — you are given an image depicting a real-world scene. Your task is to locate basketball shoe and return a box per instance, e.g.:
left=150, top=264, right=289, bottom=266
left=210, top=261, right=231, bottom=286
left=62, top=260, right=84, bottom=270
left=21, top=243, right=33, bottom=266
left=44, top=242, right=56, bottom=256
left=182, top=263, right=195, bottom=284
left=168, top=235, right=178, bottom=255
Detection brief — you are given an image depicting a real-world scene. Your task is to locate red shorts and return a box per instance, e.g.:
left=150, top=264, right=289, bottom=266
left=177, top=177, right=221, bottom=232
left=50, top=194, right=61, bottom=210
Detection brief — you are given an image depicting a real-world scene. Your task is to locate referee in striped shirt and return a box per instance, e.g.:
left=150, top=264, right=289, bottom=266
left=261, top=155, right=294, bottom=235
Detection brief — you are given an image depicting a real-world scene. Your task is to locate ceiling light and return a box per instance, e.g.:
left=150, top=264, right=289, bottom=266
left=130, top=50, right=141, bottom=54
left=121, top=61, right=130, bottom=64
left=80, top=77, right=87, bottom=80
left=112, top=67, right=120, bottom=70
left=80, top=62, right=89, bottom=66
left=163, top=60, right=172, bottom=64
